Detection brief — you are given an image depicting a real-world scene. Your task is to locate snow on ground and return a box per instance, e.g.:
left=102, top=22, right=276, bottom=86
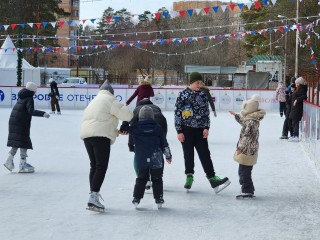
left=0, top=108, right=320, bottom=240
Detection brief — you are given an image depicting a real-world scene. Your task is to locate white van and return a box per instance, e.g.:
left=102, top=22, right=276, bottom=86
left=60, top=77, right=87, bottom=87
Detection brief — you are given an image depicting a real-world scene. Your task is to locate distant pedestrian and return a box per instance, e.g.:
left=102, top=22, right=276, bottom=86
left=175, top=72, right=230, bottom=193
left=126, top=76, right=154, bottom=106
left=288, top=77, right=308, bottom=142
left=4, top=82, right=50, bottom=173
left=275, top=81, right=287, bottom=117
left=280, top=83, right=296, bottom=139
left=200, top=83, right=217, bottom=117
left=80, top=80, right=133, bottom=212
left=48, top=78, right=61, bottom=114
left=229, top=94, right=266, bottom=199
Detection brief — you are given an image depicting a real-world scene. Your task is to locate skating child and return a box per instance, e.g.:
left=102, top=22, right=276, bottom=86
left=124, top=105, right=172, bottom=208
left=4, top=82, right=50, bottom=173
left=229, top=94, right=266, bottom=199
left=126, top=76, right=154, bottom=106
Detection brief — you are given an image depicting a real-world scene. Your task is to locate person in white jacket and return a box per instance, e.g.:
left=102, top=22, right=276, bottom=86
left=80, top=80, right=133, bottom=212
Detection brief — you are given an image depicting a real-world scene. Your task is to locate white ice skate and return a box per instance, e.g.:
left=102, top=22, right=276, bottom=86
left=4, top=155, right=14, bottom=171
left=19, top=162, right=35, bottom=173
left=87, top=192, right=105, bottom=213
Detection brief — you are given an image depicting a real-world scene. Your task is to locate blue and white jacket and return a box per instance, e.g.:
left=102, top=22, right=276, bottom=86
left=174, top=87, right=210, bottom=133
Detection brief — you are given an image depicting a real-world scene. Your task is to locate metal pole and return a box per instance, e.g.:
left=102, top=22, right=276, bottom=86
left=284, top=20, right=287, bottom=83
left=295, top=0, right=299, bottom=77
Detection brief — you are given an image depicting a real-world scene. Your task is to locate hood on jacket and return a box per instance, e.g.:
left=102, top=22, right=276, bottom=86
left=18, top=88, right=35, bottom=99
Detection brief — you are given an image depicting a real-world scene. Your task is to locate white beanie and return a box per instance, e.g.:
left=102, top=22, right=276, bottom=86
left=48, top=78, right=53, bottom=83
left=241, top=94, right=260, bottom=116
left=295, top=77, right=304, bottom=85
left=26, top=82, right=37, bottom=92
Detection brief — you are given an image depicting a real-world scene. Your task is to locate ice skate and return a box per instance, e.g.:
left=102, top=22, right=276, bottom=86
left=236, top=192, right=255, bottom=200
left=155, top=198, right=164, bottom=209
left=288, top=136, right=299, bottom=142
left=184, top=174, right=194, bottom=191
left=4, top=154, right=14, bottom=171
left=208, top=175, right=231, bottom=193
left=132, top=198, right=140, bottom=208
left=57, top=112, right=61, bottom=115
left=50, top=111, right=55, bottom=114
left=19, top=162, right=35, bottom=173
left=87, top=192, right=105, bottom=213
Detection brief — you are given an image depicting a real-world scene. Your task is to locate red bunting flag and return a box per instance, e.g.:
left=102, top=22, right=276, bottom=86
left=179, top=10, right=186, bottom=17
left=229, top=4, right=236, bottom=11
left=58, top=21, right=65, bottom=28
left=166, top=39, right=171, bottom=44
left=106, top=17, right=112, bottom=23
left=82, top=19, right=87, bottom=24
left=155, top=12, right=161, bottom=21
left=203, top=7, right=210, bottom=14
left=254, top=1, right=261, bottom=10
left=77, top=46, right=81, bottom=51
left=35, top=23, right=41, bottom=29
left=11, top=24, right=17, bottom=30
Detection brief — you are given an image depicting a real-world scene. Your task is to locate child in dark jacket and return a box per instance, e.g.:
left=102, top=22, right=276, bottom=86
left=126, top=105, right=172, bottom=208
left=4, top=82, right=50, bottom=173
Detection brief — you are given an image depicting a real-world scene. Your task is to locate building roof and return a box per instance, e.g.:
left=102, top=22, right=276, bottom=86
left=246, top=55, right=282, bottom=66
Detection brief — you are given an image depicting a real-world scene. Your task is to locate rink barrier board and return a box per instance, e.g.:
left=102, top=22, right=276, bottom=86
left=0, top=86, right=279, bottom=111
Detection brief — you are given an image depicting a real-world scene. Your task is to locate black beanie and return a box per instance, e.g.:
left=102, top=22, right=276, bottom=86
left=189, top=72, right=202, bottom=84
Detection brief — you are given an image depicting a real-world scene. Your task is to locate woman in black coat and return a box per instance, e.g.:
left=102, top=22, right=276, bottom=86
left=4, top=82, right=50, bottom=173
left=288, top=77, right=308, bottom=141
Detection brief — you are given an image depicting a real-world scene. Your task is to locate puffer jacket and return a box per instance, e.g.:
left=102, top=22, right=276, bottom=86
left=275, top=83, right=286, bottom=102
left=7, top=88, right=45, bottom=149
left=126, top=81, right=154, bottom=106
left=80, top=90, right=133, bottom=144
left=233, top=110, right=266, bottom=166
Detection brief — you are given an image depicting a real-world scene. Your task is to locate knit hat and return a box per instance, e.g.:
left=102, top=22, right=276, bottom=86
left=48, top=78, right=53, bottom=83
left=139, top=105, right=154, bottom=120
left=291, top=83, right=296, bottom=89
left=189, top=72, right=202, bottom=84
left=26, top=82, right=37, bottom=92
left=99, top=80, right=114, bottom=94
left=295, top=77, right=304, bottom=85
left=241, top=94, right=260, bottom=116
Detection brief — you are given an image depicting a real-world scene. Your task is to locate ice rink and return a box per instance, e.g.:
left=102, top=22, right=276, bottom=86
left=0, top=108, right=319, bottom=240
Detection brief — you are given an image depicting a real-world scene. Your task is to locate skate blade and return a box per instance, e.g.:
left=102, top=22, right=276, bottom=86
left=214, top=180, right=231, bottom=194
left=18, top=169, right=35, bottom=173
left=133, top=203, right=139, bottom=208
left=157, top=204, right=163, bottom=209
left=86, top=206, right=105, bottom=213
left=236, top=195, right=256, bottom=200
left=3, top=164, right=14, bottom=172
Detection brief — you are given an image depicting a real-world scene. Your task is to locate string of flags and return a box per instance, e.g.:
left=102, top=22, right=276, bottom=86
left=0, top=0, right=298, bottom=31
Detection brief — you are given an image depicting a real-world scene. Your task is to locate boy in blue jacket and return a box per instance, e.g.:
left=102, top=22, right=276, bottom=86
left=125, top=105, right=172, bottom=208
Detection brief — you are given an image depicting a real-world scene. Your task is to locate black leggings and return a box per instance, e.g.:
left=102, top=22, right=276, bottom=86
left=84, top=137, right=111, bottom=192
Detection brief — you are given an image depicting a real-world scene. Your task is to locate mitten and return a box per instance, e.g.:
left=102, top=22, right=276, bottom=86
left=120, top=121, right=130, bottom=133
left=43, top=113, right=50, bottom=118
left=213, top=111, right=217, bottom=117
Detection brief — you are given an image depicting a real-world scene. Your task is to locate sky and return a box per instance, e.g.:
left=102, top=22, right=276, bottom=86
left=1, top=108, right=320, bottom=240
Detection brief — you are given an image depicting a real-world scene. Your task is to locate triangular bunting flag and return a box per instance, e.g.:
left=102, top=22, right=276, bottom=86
left=11, top=24, right=17, bottom=30
left=221, top=5, right=227, bottom=12
left=203, top=7, right=210, bottom=14
left=229, top=4, right=236, bottom=11
left=170, top=11, right=178, bottom=18
left=238, top=3, right=244, bottom=10
left=195, top=8, right=202, bottom=15
left=67, top=20, right=73, bottom=26
left=263, top=0, right=269, bottom=5
left=271, top=0, right=277, bottom=5
left=163, top=11, right=169, bottom=19
left=106, top=17, right=112, bottom=23
left=212, top=6, right=219, bottom=13
left=58, top=21, right=65, bottom=28
left=246, top=2, right=253, bottom=10
left=179, top=10, right=186, bottom=17
left=19, top=24, right=26, bottom=29
left=50, top=22, right=57, bottom=28
left=187, top=9, right=193, bottom=17
left=35, top=23, right=41, bottom=29
left=4, top=25, right=10, bottom=30
left=42, top=22, right=48, bottom=28
left=254, top=1, right=261, bottom=10
left=155, top=12, right=161, bottom=21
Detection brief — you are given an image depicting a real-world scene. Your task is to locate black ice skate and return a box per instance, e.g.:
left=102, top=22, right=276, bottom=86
left=155, top=198, right=164, bottom=209
left=132, top=198, right=140, bottom=208
left=208, top=176, right=231, bottom=193
left=236, top=193, right=256, bottom=200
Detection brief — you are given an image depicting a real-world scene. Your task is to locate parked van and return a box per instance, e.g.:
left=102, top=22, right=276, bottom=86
left=60, top=77, right=87, bottom=87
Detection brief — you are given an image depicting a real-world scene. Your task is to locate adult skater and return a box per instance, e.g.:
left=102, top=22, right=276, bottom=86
left=4, top=82, right=50, bottom=173
left=174, top=72, right=230, bottom=193
left=80, top=80, right=133, bottom=212
left=126, top=75, right=154, bottom=106
left=229, top=94, right=266, bottom=199
left=275, top=81, right=287, bottom=117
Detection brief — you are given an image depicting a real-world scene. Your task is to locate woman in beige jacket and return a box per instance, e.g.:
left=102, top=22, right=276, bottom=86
left=80, top=80, right=133, bottom=212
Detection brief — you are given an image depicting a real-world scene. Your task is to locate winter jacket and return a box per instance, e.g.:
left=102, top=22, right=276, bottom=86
left=7, top=88, right=46, bottom=149
left=49, top=81, right=60, bottom=97
left=174, top=87, right=210, bottom=133
left=233, top=110, right=266, bottom=166
left=126, top=98, right=167, bottom=149
left=289, top=84, right=308, bottom=121
left=126, top=82, right=154, bottom=106
left=200, top=86, right=216, bottom=112
left=129, top=119, right=171, bottom=171
left=80, top=90, right=133, bottom=144
left=275, top=83, right=286, bottom=102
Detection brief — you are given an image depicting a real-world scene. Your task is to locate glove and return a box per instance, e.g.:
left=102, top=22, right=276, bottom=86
left=43, top=113, right=50, bottom=118
left=128, top=144, right=135, bottom=152
left=213, top=111, right=217, bottom=117
left=163, top=147, right=172, bottom=160
left=120, top=121, right=130, bottom=133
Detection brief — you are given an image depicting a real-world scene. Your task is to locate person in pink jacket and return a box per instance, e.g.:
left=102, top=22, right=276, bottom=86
left=275, top=81, right=287, bottom=117
left=126, top=76, right=154, bottom=106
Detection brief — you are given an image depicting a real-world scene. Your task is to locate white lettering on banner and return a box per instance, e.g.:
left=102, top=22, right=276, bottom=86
left=116, top=95, right=122, bottom=102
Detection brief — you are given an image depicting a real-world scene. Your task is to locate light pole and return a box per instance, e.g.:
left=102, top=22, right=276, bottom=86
left=295, top=0, right=299, bottom=77
left=277, top=15, right=288, bottom=83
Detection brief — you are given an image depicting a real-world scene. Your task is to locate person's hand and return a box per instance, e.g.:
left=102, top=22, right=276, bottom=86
left=229, top=111, right=236, bottom=115
left=177, top=133, right=185, bottom=142
left=128, top=144, right=135, bottom=152
left=203, top=129, right=209, bottom=138
left=213, top=111, right=217, bottom=117
left=166, top=158, right=172, bottom=164
left=236, top=149, right=241, bottom=155
left=43, top=113, right=50, bottom=118
left=293, top=100, right=297, bottom=106
left=56, top=95, right=59, bottom=100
